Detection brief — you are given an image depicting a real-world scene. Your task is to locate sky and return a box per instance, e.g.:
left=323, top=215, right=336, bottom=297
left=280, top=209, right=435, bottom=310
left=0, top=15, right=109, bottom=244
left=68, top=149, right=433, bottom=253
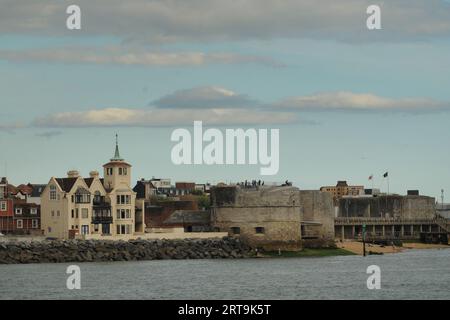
left=0, top=0, right=450, bottom=200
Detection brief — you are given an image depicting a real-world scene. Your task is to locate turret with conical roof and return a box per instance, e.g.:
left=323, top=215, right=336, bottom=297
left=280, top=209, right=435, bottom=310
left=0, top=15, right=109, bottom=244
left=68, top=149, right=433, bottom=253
left=103, top=134, right=131, bottom=190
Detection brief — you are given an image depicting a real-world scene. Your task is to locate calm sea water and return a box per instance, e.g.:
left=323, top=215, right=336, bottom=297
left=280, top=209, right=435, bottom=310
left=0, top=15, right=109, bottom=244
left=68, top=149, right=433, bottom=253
left=0, top=249, right=449, bottom=300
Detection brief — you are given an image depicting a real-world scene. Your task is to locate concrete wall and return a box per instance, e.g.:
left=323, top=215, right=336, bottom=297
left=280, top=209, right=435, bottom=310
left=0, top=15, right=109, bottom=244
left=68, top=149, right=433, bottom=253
left=76, top=231, right=228, bottom=241
left=337, top=195, right=436, bottom=219
left=211, top=186, right=302, bottom=251
left=299, top=190, right=334, bottom=239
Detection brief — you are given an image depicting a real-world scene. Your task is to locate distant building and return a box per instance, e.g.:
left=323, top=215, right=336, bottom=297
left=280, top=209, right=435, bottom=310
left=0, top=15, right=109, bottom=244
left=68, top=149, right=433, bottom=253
left=174, top=182, right=196, bottom=196
left=0, top=178, right=14, bottom=234
left=26, top=184, right=47, bottom=205
left=148, top=178, right=172, bottom=195
left=133, top=179, right=157, bottom=200
left=13, top=201, right=41, bottom=235
left=40, top=137, right=143, bottom=239
left=211, top=185, right=335, bottom=251
left=320, top=181, right=364, bottom=203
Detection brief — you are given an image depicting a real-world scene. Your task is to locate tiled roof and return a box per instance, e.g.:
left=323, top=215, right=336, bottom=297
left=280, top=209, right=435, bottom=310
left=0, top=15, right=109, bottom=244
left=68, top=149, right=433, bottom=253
left=55, top=178, right=78, bottom=193
left=28, top=184, right=47, bottom=197
left=84, top=178, right=94, bottom=188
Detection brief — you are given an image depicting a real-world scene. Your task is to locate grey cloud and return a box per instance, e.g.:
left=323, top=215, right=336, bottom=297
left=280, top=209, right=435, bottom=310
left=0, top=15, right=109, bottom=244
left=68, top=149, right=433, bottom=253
left=31, top=107, right=297, bottom=127
left=0, top=47, right=282, bottom=67
left=1, top=0, right=449, bottom=43
left=152, top=86, right=259, bottom=109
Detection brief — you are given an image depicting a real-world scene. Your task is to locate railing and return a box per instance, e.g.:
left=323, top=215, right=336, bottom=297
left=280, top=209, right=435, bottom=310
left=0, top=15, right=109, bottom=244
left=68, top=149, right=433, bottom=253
left=335, top=217, right=440, bottom=225
left=92, top=216, right=113, bottom=224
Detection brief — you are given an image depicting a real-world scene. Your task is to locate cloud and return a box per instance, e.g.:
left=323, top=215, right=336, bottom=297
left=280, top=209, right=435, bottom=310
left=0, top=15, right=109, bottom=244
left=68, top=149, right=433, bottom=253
left=0, top=47, right=282, bottom=67
left=1, top=0, right=449, bottom=43
left=5, top=88, right=450, bottom=130
left=153, top=86, right=259, bottom=109
left=32, top=107, right=296, bottom=127
left=274, top=92, right=450, bottom=112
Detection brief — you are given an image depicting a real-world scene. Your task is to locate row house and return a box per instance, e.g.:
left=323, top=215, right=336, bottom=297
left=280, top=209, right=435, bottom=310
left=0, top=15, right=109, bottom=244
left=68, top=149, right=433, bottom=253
left=40, top=137, right=144, bottom=239
left=13, top=201, right=41, bottom=235
left=0, top=178, right=43, bottom=234
left=0, top=177, right=14, bottom=234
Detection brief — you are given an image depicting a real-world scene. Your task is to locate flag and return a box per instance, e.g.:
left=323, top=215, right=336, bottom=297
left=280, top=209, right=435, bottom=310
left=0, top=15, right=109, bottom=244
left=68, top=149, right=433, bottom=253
left=383, top=172, right=388, bottom=178
left=368, top=175, right=373, bottom=180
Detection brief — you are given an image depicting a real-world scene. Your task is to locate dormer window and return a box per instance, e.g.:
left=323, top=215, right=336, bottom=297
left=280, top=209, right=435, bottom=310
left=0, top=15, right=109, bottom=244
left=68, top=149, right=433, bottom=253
left=15, top=208, right=22, bottom=215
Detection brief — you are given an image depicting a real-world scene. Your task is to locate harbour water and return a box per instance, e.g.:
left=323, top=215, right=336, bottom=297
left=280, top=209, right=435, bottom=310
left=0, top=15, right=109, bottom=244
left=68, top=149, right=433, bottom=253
left=0, top=249, right=449, bottom=300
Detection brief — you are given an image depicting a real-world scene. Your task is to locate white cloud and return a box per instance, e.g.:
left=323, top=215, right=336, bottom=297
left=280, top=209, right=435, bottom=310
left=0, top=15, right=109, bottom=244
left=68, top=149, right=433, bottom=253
left=0, top=48, right=281, bottom=67
left=153, top=86, right=259, bottom=109
left=1, top=0, right=449, bottom=43
left=274, top=92, right=449, bottom=112
left=32, top=107, right=296, bottom=127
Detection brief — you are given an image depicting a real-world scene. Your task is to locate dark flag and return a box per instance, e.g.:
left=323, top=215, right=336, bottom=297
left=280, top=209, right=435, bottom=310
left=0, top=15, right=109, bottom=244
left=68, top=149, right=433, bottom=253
left=383, top=172, right=388, bottom=178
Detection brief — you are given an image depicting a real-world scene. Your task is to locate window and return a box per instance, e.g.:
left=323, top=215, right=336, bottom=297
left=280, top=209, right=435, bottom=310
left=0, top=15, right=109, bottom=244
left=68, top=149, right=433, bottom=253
left=116, top=194, right=131, bottom=205
left=71, top=209, right=74, bottom=218
left=16, top=219, right=23, bottom=229
left=0, top=201, right=7, bottom=211
left=76, top=208, right=79, bottom=218
left=231, top=227, right=240, bottom=235
left=49, top=185, right=57, bottom=200
left=126, top=209, right=131, bottom=219
left=255, top=227, right=265, bottom=234
left=94, top=224, right=99, bottom=232
left=119, top=167, right=123, bottom=175
left=30, top=208, right=37, bottom=215
left=116, top=225, right=121, bottom=234
left=32, top=219, right=38, bottom=229
left=51, top=210, right=55, bottom=217
left=81, top=208, right=89, bottom=219
left=106, top=167, right=113, bottom=175
left=81, top=225, right=89, bottom=235
left=15, top=208, right=22, bottom=215
left=57, top=210, right=60, bottom=217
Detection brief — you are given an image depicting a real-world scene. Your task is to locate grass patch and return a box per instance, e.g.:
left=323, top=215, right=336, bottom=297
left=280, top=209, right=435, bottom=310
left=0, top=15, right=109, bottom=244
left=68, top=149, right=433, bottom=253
left=263, top=248, right=356, bottom=258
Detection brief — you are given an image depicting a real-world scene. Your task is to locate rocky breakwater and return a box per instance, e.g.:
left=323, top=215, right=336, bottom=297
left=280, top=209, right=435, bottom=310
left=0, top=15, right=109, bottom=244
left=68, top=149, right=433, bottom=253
left=0, top=237, right=255, bottom=264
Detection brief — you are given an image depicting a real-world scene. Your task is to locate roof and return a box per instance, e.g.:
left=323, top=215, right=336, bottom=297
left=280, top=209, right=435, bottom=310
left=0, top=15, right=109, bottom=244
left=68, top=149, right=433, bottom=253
left=17, top=184, right=33, bottom=195
left=28, top=184, right=47, bottom=197
left=103, top=161, right=131, bottom=167
left=84, top=178, right=94, bottom=188
left=55, top=178, right=78, bottom=193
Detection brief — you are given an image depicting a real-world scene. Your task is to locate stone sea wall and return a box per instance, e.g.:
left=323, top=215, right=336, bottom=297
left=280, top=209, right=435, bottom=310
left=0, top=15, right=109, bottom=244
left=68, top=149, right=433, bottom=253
left=0, top=237, right=255, bottom=264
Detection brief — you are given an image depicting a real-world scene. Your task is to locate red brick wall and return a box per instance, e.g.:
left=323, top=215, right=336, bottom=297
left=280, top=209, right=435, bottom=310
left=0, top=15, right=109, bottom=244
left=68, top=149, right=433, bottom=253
left=145, top=200, right=198, bottom=227
left=0, top=199, right=14, bottom=217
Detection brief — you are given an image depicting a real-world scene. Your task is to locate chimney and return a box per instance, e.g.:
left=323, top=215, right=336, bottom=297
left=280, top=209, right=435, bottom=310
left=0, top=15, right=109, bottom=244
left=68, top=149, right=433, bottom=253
left=67, top=170, right=80, bottom=178
left=89, top=171, right=99, bottom=178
